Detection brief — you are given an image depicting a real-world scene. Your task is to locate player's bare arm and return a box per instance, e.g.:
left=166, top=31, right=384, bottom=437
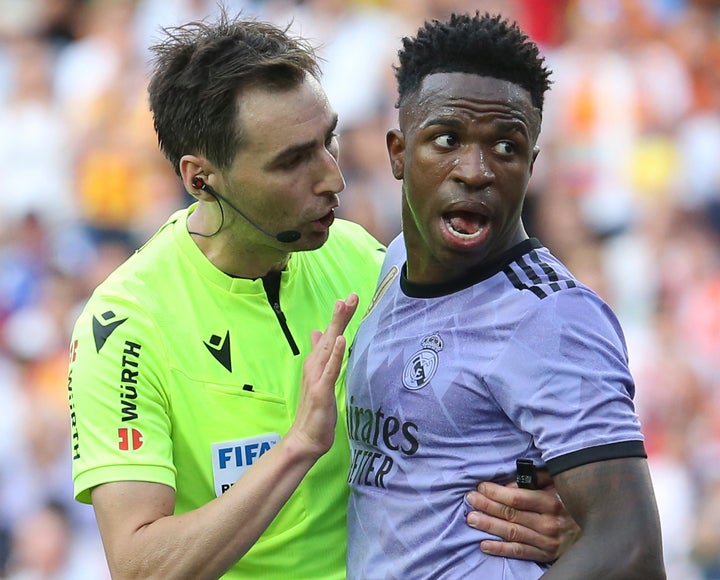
left=91, top=295, right=358, bottom=579
left=538, top=456, right=665, bottom=579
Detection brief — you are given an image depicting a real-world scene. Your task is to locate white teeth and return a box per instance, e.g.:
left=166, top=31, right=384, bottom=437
left=445, top=218, right=483, bottom=239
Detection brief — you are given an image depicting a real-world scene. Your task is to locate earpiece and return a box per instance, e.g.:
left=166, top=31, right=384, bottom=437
left=192, top=176, right=206, bottom=190
left=188, top=175, right=302, bottom=243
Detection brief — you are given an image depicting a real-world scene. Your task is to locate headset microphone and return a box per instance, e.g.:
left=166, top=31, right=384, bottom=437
left=192, top=177, right=302, bottom=243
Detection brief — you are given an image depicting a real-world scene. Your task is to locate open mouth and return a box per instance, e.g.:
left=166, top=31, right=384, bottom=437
left=317, top=208, right=335, bottom=228
left=443, top=210, right=487, bottom=239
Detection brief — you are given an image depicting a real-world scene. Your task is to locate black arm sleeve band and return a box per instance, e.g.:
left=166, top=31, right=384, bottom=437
left=546, top=440, right=647, bottom=476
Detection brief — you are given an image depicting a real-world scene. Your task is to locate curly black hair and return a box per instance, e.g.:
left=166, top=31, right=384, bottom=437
left=148, top=12, right=321, bottom=176
left=395, top=12, right=552, bottom=111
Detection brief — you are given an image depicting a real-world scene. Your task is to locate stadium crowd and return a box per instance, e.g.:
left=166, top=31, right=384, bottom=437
left=0, top=0, right=718, bottom=577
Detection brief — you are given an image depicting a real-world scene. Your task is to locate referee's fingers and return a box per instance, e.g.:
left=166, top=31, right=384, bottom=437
left=469, top=482, right=564, bottom=516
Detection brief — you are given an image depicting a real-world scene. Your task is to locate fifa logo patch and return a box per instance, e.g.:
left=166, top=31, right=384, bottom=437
left=211, top=433, right=280, bottom=496
left=402, top=332, right=443, bottom=390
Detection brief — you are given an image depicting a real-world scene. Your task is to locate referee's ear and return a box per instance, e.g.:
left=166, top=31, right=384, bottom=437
left=180, top=155, right=216, bottom=200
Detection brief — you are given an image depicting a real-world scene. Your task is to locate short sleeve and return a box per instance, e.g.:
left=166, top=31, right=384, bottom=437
left=68, top=294, right=176, bottom=503
left=486, top=287, right=644, bottom=470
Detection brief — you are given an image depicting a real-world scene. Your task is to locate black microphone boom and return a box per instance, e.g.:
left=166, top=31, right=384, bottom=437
left=195, top=179, right=302, bottom=243
left=276, top=230, right=302, bottom=243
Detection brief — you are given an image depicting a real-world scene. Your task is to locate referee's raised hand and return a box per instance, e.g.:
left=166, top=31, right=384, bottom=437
left=289, top=293, right=359, bottom=459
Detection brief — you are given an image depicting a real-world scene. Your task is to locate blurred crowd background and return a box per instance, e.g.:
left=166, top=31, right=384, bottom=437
left=0, top=0, right=719, bottom=577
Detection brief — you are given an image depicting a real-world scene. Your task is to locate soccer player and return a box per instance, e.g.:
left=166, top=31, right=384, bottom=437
left=345, top=12, right=666, bottom=579
left=68, top=12, right=577, bottom=579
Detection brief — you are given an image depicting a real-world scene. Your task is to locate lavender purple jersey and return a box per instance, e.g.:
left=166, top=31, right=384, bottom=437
left=345, top=236, right=646, bottom=579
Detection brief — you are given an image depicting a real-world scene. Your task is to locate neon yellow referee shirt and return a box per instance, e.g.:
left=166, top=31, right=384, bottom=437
left=68, top=207, right=385, bottom=578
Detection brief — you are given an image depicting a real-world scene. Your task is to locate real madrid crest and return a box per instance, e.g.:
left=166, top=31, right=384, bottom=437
left=402, top=333, right=443, bottom=390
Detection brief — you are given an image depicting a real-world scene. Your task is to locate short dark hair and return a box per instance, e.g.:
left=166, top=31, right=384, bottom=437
left=147, top=12, right=321, bottom=176
left=394, top=12, right=551, bottom=111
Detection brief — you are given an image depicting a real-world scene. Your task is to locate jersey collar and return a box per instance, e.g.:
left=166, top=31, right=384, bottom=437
left=400, top=238, right=542, bottom=298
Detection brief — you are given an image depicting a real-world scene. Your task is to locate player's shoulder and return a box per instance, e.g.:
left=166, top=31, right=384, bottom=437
left=506, top=241, right=623, bottom=330
left=503, top=240, right=588, bottom=301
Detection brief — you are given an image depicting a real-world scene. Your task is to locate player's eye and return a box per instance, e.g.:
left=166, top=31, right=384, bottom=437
left=434, top=133, right=458, bottom=148
left=493, top=141, right=515, bottom=155
left=325, top=132, right=339, bottom=148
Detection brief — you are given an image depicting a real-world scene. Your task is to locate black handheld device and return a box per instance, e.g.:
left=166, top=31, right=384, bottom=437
left=516, top=458, right=538, bottom=489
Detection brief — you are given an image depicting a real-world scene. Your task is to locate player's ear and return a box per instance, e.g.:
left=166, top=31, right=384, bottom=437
left=386, top=129, right=405, bottom=180
left=530, top=145, right=540, bottom=175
